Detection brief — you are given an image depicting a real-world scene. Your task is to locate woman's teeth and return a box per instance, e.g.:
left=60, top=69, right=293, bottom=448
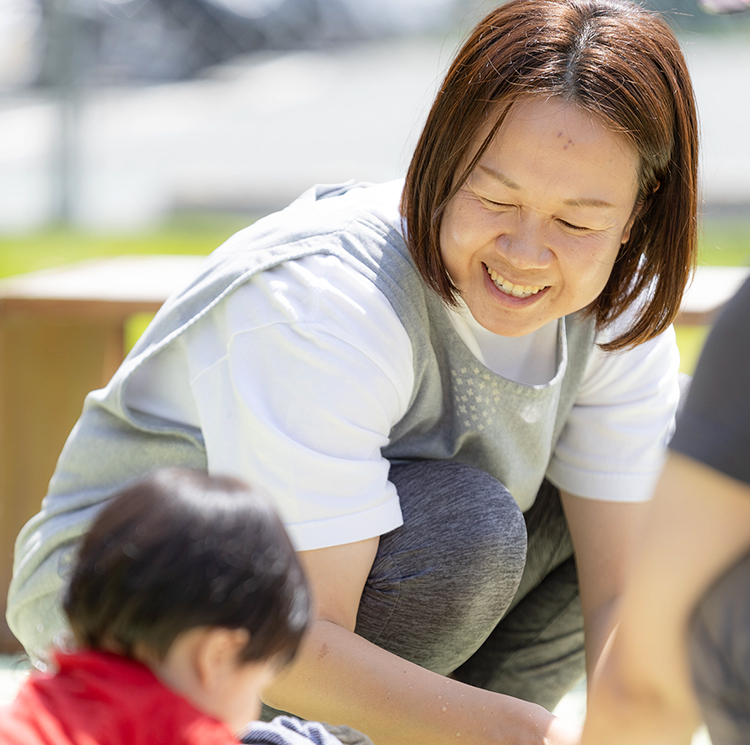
left=486, top=266, right=545, bottom=298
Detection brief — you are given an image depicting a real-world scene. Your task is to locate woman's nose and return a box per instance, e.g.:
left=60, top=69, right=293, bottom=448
left=495, top=214, right=553, bottom=269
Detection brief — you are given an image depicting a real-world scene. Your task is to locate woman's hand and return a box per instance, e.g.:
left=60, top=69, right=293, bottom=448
left=262, top=538, right=582, bottom=745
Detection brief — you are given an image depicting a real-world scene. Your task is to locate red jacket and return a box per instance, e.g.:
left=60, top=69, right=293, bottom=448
left=0, top=650, right=239, bottom=745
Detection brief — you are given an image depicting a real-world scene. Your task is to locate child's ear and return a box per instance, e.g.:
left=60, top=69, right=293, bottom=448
left=195, top=628, right=250, bottom=692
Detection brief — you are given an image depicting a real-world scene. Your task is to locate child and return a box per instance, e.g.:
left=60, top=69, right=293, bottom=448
left=0, top=468, right=361, bottom=745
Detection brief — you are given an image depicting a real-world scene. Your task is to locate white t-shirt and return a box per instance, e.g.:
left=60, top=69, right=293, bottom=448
left=126, top=251, right=680, bottom=551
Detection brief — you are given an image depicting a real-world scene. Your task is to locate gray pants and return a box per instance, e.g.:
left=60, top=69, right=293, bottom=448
left=690, top=549, right=750, bottom=745
left=264, top=460, right=585, bottom=722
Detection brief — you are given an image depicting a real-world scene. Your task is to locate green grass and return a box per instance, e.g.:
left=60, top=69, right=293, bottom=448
left=698, top=217, right=750, bottom=267
left=0, top=212, right=254, bottom=280
left=0, top=212, right=748, bottom=371
left=674, top=325, right=710, bottom=375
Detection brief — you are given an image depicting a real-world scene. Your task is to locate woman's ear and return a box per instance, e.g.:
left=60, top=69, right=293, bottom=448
left=621, top=209, right=638, bottom=245
left=622, top=177, right=661, bottom=245
left=195, top=627, right=250, bottom=692
left=622, top=180, right=660, bottom=245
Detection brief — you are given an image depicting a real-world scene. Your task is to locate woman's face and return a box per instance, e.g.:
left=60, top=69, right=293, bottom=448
left=440, top=96, right=640, bottom=337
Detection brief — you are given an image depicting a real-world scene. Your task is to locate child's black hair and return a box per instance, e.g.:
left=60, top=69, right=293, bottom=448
left=62, top=467, right=311, bottom=665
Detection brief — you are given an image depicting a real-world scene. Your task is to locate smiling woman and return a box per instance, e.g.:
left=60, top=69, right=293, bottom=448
left=439, top=97, right=641, bottom=338
left=403, top=0, right=698, bottom=353
left=8, top=2, right=699, bottom=745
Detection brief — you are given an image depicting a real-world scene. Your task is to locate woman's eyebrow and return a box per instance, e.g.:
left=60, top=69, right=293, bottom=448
left=478, top=164, right=615, bottom=209
left=478, top=164, right=520, bottom=190
left=563, top=196, right=616, bottom=208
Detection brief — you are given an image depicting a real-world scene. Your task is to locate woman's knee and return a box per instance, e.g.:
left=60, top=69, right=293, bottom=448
left=354, top=461, right=528, bottom=673
left=388, top=460, right=527, bottom=582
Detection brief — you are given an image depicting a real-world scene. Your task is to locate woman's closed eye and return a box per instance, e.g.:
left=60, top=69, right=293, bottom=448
left=479, top=196, right=515, bottom=210
left=481, top=200, right=593, bottom=233
left=474, top=187, right=599, bottom=233
left=558, top=219, right=592, bottom=233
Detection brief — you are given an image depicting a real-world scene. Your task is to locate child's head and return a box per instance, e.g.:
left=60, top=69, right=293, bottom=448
left=62, top=467, right=311, bottom=729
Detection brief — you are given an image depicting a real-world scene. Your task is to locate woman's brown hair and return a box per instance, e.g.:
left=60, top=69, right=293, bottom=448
left=401, top=0, right=699, bottom=350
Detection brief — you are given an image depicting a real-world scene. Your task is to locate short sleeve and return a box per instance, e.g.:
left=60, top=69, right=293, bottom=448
left=547, top=314, right=681, bottom=502
left=670, top=277, right=750, bottom=487
left=183, top=255, right=414, bottom=550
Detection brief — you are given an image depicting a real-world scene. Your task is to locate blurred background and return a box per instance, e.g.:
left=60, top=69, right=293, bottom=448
left=0, top=0, right=747, bottom=234
left=0, top=0, right=744, bottom=360
left=0, top=3, right=747, bottom=737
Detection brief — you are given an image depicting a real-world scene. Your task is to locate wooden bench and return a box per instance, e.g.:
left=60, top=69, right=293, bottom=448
left=0, top=256, right=746, bottom=651
left=0, top=255, right=204, bottom=651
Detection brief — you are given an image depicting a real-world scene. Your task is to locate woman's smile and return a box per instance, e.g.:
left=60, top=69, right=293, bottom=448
left=440, top=96, right=640, bottom=337
left=484, top=264, right=548, bottom=299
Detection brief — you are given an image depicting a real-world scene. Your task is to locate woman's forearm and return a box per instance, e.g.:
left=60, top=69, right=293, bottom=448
left=582, top=638, right=699, bottom=745
left=263, top=619, right=581, bottom=745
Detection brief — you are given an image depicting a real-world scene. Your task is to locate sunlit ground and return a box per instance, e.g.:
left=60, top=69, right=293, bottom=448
left=0, top=655, right=30, bottom=704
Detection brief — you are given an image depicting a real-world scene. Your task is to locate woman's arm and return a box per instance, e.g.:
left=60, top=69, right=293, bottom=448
left=559, top=491, right=650, bottom=678
left=262, top=538, right=583, bottom=745
left=582, top=452, right=750, bottom=745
